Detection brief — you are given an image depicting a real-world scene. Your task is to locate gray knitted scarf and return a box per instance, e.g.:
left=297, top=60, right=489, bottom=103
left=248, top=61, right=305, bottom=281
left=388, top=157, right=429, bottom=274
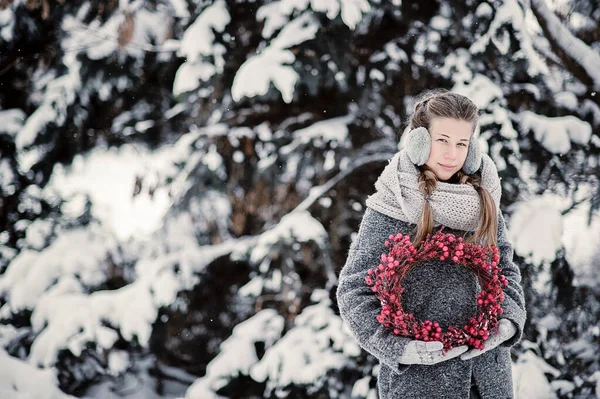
left=365, top=149, right=502, bottom=232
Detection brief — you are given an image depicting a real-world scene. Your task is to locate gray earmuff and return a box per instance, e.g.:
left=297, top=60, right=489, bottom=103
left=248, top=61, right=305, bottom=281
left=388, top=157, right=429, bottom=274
left=405, top=126, right=482, bottom=174
left=462, top=138, right=482, bottom=175
left=405, top=127, right=431, bottom=166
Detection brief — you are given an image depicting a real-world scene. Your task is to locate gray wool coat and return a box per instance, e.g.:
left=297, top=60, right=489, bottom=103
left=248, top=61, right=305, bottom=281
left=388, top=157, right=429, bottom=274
left=336, top=208, right=526, bottom=399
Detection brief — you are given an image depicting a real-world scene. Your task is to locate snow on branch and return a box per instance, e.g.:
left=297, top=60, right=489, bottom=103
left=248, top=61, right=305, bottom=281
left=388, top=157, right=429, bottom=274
left=257, top=0, right=371, bottom=38
left=173, top=0, right=231, bottom=95
left=519, top=110, right=592, bottom=154
left=529, top=0, right=600, bottom=91
left=182, top=291, right=361, bottom=398
left=0, top=109, right=25, bottom=138
left=0, top=349, right=75, bottom=398
left=561, top=194, right=600, bottom=286
left=232, top=12, right=318, bottom=104
left=24, top=235, right=250, bottom=368
left=470, top=0, right=548, bottom=76
left=1, top=122, right=343, bottom=370
left=452, top=74, right=518, bottom=169
left=0, top=158, right=17, bottom=198
left=0, top=207, right=330, bottom=368
left=508, top=190, right=600, bottom=286
left=15, top=55, right=81, bottom=172
left=0, top=2, right=17, bottom=42
left=61, top=6, right=175, bottom=60
left=294, top=149, right=395, bottom=213
left=247, top=210, right=328, bottom=264
left=236, top=0, right=370, bottom=103
left=248, top=290, right=361, bottom=394
left=183, top=309, right=285, bottom=398
left=0, top=226, right=120, bottom=313
left=15, top=4, right=178, bottom=172
left=0, top=325, right=74, bottom=399
left=513, top=351, right=559, bottom=398
left=508, top=195, right=564, bottom=266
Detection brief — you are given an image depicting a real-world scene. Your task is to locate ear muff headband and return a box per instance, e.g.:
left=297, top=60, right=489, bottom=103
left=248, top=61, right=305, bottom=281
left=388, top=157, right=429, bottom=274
left=405, top=126, right=482, bottom=174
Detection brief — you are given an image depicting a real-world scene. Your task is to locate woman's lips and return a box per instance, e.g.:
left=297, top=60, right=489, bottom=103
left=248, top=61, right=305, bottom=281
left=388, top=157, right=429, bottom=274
left=439, top=163, right=456, bottom=170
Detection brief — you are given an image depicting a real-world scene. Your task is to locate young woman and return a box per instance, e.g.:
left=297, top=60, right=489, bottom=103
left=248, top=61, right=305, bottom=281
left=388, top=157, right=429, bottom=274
left=336, top=90, right=526, bottom=399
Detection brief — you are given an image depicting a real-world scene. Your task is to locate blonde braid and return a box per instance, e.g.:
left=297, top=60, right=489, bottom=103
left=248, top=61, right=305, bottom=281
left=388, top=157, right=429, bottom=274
left=457, top=171, right=498, bottom=247
left=413, top=167, right=438, bottom=248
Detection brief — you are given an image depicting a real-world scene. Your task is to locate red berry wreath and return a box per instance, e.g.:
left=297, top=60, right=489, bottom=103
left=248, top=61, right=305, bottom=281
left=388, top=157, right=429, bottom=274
left=364, top=229, right=508, bottom=351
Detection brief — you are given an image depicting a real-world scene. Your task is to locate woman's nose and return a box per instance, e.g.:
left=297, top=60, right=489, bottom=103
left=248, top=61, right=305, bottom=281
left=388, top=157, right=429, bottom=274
left=444, top=147, right=457, bottom=160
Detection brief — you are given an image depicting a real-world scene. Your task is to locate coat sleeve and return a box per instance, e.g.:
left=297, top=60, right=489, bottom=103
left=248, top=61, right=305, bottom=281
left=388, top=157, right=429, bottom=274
left=336, top=208, right=412, bottom=375
left=496, top=211, right=527, bottom=347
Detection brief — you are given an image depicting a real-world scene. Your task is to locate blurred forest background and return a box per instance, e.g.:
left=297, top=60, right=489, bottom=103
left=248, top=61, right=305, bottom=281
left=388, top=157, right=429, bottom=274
left=0, top=0, right=599, bottom=398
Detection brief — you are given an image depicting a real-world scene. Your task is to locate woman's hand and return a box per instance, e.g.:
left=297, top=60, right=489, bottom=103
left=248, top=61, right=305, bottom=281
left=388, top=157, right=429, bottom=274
left=460, top=319, right=517, bottom=360
left=399, top=340, right=469, bottom=365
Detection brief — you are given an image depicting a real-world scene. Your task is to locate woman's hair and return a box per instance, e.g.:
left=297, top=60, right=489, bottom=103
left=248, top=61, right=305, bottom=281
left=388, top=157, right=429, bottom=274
left=408, top=89, right=498, bottom=248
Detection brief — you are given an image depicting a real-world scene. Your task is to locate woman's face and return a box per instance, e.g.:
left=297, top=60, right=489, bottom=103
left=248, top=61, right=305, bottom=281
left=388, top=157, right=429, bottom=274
left=425, top=117, right=473, bottom=181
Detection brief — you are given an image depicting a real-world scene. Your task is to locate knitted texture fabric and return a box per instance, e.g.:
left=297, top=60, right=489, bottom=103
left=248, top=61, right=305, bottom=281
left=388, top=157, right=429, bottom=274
left=405, top=127, right=431, bottom=166
left=463, top=138, right=483, bottom=175
left=336, top=209, right=527, bottom=399
left=365, top=149, right=501, bottom=232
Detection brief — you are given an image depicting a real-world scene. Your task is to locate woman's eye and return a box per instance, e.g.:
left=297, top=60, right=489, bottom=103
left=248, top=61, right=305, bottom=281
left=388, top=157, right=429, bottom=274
left=438, top=139, right=447, bottom=143
left=458, top=143, right=467, bottom=147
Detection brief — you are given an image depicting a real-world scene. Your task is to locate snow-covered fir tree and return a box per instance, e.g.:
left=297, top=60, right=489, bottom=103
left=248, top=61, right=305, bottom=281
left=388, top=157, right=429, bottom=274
left=0, top=0, right=599, bottom=398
